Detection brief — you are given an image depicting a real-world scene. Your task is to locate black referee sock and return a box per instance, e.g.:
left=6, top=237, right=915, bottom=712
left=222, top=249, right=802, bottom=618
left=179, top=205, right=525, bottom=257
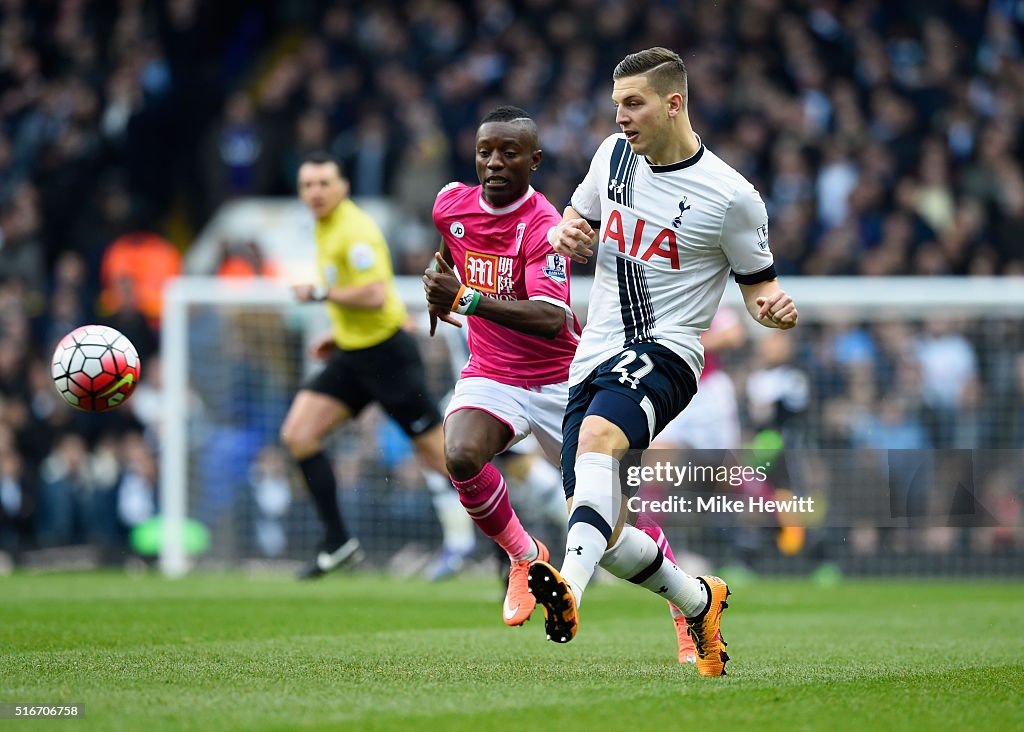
left=298, top=451, right=349, bottom=548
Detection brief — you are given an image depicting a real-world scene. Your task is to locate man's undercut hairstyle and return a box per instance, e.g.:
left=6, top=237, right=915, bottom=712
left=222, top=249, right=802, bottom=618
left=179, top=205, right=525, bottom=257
left=480, top=105, right=539, bottom=148
left=301, top=150, right=344, bottom=177
left=613, top=47, right=688, bottom=102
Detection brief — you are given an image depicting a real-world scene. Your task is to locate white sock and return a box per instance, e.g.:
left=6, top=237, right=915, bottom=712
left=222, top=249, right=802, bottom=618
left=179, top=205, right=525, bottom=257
left=519, top=537, right=539, bottom=563
left=559, top=452, right=621, bottom=606
left=650, top=562, right=708, bottom=619
left=600, top=525, right=660, bottom=577
left=425, top=471, right=476, bottom=554
left=601, top=525, right=708, bottom=617
left=560, top=522, right=605, bottom=605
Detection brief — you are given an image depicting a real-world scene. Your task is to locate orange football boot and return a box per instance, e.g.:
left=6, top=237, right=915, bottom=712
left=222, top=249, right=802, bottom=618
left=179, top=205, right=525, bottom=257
left=503, top=539, right=549, bottom=626
left=685, top=575, right=731, bottom=676
left=672, top=607, right=697, bottom=664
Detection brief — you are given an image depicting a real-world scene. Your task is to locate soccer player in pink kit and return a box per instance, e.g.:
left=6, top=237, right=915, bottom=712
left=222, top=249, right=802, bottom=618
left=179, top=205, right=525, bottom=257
left=424, top=106, right=578, bottom=628
left=424, top=108, right=694, bottom=659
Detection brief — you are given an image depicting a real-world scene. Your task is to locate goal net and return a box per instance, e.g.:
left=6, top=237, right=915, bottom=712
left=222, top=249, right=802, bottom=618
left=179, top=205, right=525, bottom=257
left=160, top=276, right=1024, bottom=577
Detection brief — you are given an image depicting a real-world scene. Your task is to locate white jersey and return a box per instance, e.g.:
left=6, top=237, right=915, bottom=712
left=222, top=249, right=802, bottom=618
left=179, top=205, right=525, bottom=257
left=568, top=133, right=775, bottom=386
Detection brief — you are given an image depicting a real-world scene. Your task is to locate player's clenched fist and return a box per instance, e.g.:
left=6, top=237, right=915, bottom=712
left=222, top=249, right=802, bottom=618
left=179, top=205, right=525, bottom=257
left=547, top=219, right=598, bottom=264
left=756, top=291, right=798, bottom=329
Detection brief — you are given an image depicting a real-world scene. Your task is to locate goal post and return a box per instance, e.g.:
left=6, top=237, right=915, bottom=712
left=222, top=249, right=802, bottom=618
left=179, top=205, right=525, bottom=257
left=160, top=278, right=293, bottom=577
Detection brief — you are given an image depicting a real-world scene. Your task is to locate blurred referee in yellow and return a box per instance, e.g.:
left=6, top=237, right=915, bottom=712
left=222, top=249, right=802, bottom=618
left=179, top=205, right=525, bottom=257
left=282, top=151, right=451, bottom=579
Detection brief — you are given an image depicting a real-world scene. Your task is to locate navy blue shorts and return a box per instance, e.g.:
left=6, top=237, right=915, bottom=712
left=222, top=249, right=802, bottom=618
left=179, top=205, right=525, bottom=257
left=561, top=343, right=698, bottom=498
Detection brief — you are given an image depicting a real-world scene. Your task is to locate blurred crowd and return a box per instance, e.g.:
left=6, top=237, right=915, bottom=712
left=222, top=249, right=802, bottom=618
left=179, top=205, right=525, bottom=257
left=1, top=0, right=1022, bottom=564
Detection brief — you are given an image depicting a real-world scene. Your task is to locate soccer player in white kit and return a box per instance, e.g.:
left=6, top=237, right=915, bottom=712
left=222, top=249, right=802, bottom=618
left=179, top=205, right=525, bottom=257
left=530, top=47, right=799, bottom=677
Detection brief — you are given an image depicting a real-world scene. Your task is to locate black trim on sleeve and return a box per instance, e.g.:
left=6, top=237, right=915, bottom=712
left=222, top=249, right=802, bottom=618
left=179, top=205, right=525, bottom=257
left=733, top=264, right=778, bottom=285
left=565, top=199, right=600, bottom=230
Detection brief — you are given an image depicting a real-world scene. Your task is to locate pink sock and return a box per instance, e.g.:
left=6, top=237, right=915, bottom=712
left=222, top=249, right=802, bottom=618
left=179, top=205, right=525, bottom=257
left=635, top=512, right=677, bottom=562
left=636, top=513, right=684, bottom=617
left=452, top=463, right=532, bottom=560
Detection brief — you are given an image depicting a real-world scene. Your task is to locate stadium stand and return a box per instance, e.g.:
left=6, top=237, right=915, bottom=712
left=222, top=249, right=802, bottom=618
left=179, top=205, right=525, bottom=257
left=0, top=0, right=1021, bottom=572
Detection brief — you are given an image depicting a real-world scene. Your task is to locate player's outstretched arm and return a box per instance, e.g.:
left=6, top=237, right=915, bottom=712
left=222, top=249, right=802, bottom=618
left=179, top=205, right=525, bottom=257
left=423, top=253, right=566, bottom=339
left=739, top=280, right=798, bottom=330
left=547, top=206, right=599, bottom=264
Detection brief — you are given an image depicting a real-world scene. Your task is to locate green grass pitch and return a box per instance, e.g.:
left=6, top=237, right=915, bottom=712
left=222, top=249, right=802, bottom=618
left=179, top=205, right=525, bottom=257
left=1, top=572, right=1022, bottom=731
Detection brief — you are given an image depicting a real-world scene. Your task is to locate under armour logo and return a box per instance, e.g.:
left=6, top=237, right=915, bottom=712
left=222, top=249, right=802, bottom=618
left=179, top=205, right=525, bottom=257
left=567, top=546, right=584, bottom=556
left=608, top=179, right=625, bottom=194
left=657, top=585, right=669, bottom=594
left=671, top=197, right=691, bottom=228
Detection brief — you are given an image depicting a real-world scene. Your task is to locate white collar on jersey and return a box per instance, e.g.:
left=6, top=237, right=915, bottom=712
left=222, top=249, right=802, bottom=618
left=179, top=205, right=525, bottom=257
left=477, top=185, right=535, bottom=215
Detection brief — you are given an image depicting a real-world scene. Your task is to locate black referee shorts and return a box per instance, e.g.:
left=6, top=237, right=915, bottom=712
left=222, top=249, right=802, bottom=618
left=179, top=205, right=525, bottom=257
left=303, top=329, right=442, bottom=437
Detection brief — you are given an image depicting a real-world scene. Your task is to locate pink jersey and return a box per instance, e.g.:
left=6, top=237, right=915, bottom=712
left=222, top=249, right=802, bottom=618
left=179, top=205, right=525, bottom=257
left=433, top=183, right=581, bottom=387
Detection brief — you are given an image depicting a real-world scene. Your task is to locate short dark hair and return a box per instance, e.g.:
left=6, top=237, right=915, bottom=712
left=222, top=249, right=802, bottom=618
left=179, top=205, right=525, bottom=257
left=479, top=105, right=539, bottom=148
left=481, top=105, right=532, bottom=125
left=613, top=47, right=688, bottom=101
left=300, top=150, right=344, bottom=177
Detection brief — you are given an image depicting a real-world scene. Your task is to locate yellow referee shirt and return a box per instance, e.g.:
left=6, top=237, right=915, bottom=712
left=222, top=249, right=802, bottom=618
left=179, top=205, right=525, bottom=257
left=315, top=198, right=407, bottom=350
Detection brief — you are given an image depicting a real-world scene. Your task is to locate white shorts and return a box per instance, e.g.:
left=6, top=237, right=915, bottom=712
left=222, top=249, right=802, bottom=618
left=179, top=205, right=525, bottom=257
left=654, top=370, right=741, bottom=450
left=444, top=377, right=568, bottom=466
